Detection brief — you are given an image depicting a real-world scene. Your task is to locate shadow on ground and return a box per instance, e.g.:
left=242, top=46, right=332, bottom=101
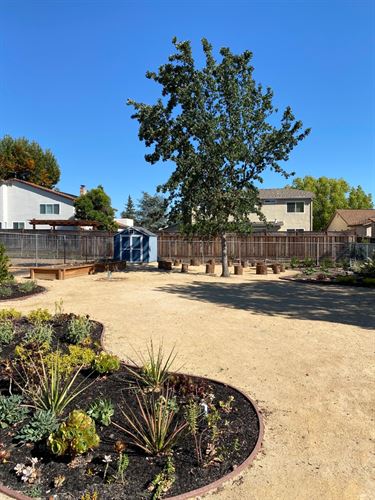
left=157, top=280, right=375, bottom=329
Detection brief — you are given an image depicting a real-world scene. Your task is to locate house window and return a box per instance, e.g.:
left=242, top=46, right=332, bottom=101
left=13, top=222, right=25, bottom=229
left=40, top=204, right=60, bottom=215
left=287, top=202, right=305, bottom=213
left=263, top=199, right=277, bottom=204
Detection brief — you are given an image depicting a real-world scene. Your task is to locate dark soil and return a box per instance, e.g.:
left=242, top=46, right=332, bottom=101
left=0, top=319, right=260, bottom=499
left=0, top=283, right=45, bottom=301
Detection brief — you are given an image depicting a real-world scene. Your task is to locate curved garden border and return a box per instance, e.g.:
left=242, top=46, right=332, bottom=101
left=279, top=276, right=374, bottom=288
left=0, top=286, right=47, bottom=303
left=0, top=325, right=264, bottom=500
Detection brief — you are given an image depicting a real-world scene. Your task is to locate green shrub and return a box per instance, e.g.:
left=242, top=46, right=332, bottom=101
left=0, top=394, right=29, bottom=428
left=359, top=258, right=375, bottom=278
left=28, top=308, right=52, bottom=325
left=48, top=410, right=100, bottom=456
left=0, top=320, right=14, bottom=344
left=290, top=257, right=300, bottom=269
left=363, top=277, right=375, bottom=287
left=0, top=308, right=22, bottom=320
left=23, top=323, right=53, bottom=347
left=302, top=257, right=315, bottom=268
left=0, top=285, right=13, bottom=298
left=0, top=244, right=11, bottom=283
left=18, top=281, right=38, bottom=293
left=44, top=345, right=96, bottom=377
left=320, top=257, right=334, bottom=269
left=66, top=315, right=92, bottom=344
left=336, top=275, right=357, bottom=285
left=16, top=409, right=58, bottom=443
left=87, top=398, right=114, bottom=426
left=92, top=352, right=120, bottom=374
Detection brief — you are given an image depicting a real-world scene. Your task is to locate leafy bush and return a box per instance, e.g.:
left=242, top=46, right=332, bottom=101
left=320, top=257, right=334, bottom=269
left=87, top=398, right=114, bottom=426
left=290, top=256, right=300, bottom=269
left=359, top=258, right=375, bottom=278
left=48, top=410, right=100, bottom=456
left=18, top=281, right=38, bottom=293
left=363, top=277, right=375, bottom=287
left=335, top=275, right=357, bottom=285
left=0, top=285, right=13, bottom=298
left=16, top=409, right=58, bottom=443
left=0, top=244, right=11, bottom=283
left=302, top=267, right=315, bottom=276
left=66, top=315, right=92, bottom=344
left=44, top=345, right=96, bottom=378
left=0, top=308, right=21, bottom=320
left=28, top=308, right=52, bottom=325
left=23, top=323, right=53, bottom=347
left=126, top=341, right=177, bottom=391
left=0, top=394, right=28, bottom=428
left=114, top=388, right=187, bottom=455
left=302, top=257, right=315, bottom=268
left=0, top=320, right=14, bottom=344
left=92, top=352, right=120, bottom=374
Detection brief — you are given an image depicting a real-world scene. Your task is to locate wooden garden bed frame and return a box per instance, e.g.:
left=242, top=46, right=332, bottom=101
left=29, top=261, right=126, bottom=280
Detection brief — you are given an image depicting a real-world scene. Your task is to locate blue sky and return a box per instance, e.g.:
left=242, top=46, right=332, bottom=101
left=1, top=0, right=374, bottom=215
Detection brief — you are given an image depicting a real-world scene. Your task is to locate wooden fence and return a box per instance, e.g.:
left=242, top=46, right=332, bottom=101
left=157, top=232, right=354, bottom=263
left=0, top=231, right=115, bottom=266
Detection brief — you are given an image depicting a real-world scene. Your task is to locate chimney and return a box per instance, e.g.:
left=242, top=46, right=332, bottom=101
left=80, top=185, right=87, bottom=196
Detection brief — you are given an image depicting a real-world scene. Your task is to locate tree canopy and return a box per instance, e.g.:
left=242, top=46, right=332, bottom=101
left=74, top=185, right=117, bottom=231
left=290, top=176, right=373, bottom=230
left=128, top=38, right=310, bottom=276
left=0, top=135, right=60, bottom=188
left=121, top=195, right=137, bottom=220
left=136, top=192, right=168, bottom=232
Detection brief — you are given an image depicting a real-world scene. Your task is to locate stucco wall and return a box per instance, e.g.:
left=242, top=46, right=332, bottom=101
left=0, top=182, right=75, bottom=229
left=248, top=199, right=313, bottom=231
left=327, top=214, right=349, bottom=232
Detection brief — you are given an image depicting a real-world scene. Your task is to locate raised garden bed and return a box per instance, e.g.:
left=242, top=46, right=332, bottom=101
left=29, top=261, right=127, bottom=281
left=0, top=281, right=45, bottom=301
left=0, top=310, right=262, bottom=499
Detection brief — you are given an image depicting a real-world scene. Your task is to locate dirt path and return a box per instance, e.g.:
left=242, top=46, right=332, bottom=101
left=1, top=265, right=374, bottom=500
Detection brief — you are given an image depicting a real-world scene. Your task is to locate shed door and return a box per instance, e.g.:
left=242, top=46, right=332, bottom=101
left=131, top=235, right=142, bottom=262
left=121, top=236, right=131, bottom=261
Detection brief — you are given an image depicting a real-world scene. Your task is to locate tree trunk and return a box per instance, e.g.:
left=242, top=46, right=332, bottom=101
left=221, top=234, right=230, bottom=277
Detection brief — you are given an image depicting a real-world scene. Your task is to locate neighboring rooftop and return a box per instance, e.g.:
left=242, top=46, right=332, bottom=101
left=334, top=209, right=375, bottom=227
left=259, top=188, right=315, bottom=199
left=2, top=178, right=77, bottom=201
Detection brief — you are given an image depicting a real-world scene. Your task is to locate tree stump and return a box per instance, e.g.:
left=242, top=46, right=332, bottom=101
left=241, top=260, right=249, bottom=268
left=164, top=261, right=173, bottom=271
left=206, top=264, right=215, bottom=274
left=158, top=261, right=165, bottom=270
left=173, top=259, right=181, bottom=266
left=207, top=259, right=215, bottom=265
left=234, top=265, right=243, bottom=275
left=272, top=264, right=280, bottom=274
left=256, top=262, right=268, bottom=275
left=181, top=263, right=189, bottom=273
left=279, top=263, right=285, bottom=272
left=190, top=258, right=200, bottom=266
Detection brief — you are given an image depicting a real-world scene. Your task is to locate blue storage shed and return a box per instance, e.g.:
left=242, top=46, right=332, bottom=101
left=114, top=226, right=157, bottom=263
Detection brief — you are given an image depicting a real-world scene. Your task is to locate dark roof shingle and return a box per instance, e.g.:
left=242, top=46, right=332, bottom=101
left=259, top=188, right=314, bottom=199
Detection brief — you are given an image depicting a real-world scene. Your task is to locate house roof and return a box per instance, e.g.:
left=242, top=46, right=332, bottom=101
left=334, top=209, right=375, bottom=227
left=29, top=219, right=100, bottom=228
left=119, top=226, right=157, bottom=237
left=5, top=179, right=77, bottom=201
left=259, top=188, right=314, bottom=200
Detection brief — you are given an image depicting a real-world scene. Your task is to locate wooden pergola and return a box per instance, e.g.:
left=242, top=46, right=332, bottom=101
left=29, top=219, right=101, bottom=230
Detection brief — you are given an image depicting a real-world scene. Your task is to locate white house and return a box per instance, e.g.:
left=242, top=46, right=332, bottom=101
left=0, top=179, right=77, bottom=230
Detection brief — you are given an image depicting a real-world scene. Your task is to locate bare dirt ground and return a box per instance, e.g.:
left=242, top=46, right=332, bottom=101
left=1, top=264, right=374, bottom=500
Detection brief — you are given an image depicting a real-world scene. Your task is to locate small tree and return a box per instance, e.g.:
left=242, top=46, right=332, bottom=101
left=0, top=244, right=11, bottom=283
left=0, top=135, right=60, bottom=188
left=136, top=192, right=168, bottom=232
left=121, top=195, right=137, bottom=220
left=74, top=185, right=117, bottom=231
left=128, top=38, right=310, bottom=276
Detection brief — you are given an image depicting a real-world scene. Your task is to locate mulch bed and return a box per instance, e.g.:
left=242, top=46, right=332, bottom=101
left=280, top=275, right=375, bottom=288
left=0, top=283, right=45, bottom=302
left=0, top=317, right=261, bottom=499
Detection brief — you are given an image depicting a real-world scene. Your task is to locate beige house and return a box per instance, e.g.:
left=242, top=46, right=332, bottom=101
left=327, top=209, right=375, bottom=237
left=248, top=188, right=314, bottom=232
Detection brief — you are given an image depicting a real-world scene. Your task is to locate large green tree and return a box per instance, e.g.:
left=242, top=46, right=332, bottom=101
left=136, top=192, right=168, bottom=232
left=0, top=135, right=60, bottom=188
left=74, top=185, right=117, bottom=231
left=121, top=195, right=137, bottom=220
left=128, top=38, right=310, bottom=276
left=290, top=176, right=373, bottom=230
